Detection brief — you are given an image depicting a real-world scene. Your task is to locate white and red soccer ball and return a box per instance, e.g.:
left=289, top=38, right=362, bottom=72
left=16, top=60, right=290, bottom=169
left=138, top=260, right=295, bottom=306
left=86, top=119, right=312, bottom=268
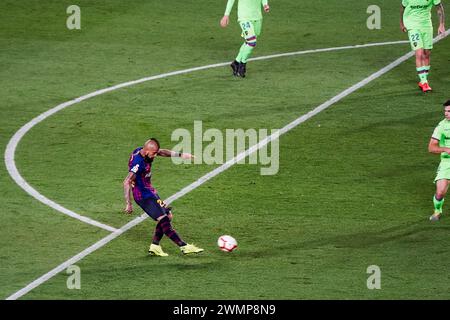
left=217, top=235, right=237, bottom=252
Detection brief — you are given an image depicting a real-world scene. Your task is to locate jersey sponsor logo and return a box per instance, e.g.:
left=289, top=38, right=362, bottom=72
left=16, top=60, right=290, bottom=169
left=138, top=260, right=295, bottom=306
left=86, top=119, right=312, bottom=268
left=131, top=164, right=139, bottom=173
left=410, top=5, right=429, bottom=9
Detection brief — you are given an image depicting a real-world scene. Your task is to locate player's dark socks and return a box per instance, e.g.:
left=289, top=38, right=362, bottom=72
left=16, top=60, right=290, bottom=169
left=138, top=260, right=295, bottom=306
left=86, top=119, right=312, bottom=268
left=152, top=220, right=164, bottom=245
left=159, top=216, right=187, bottom=247
left=230, top=60, right=239, bottom=76
left=238, top=62, right=247, bottom=78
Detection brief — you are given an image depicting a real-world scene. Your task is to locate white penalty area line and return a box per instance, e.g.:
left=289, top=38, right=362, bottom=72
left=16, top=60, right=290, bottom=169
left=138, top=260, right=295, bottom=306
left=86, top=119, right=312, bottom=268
left=3, top=39, right=409, bottom=234
left=5, top=32, right=449, bottom=300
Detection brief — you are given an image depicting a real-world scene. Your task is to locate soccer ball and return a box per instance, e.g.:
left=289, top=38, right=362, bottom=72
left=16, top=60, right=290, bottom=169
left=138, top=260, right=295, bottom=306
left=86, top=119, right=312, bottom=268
left=217, top=235, right=237, bottom=252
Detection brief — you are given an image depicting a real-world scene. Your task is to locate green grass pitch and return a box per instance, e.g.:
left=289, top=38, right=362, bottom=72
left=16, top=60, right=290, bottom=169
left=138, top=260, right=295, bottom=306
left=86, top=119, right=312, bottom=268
left=1, top=0, right=450, bottom=299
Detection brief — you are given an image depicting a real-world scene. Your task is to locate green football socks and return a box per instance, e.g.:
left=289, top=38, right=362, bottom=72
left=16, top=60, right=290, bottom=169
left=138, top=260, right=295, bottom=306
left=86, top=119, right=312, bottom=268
left=236, top=43, right=254, bottom=63
left=417, top=66, right=430, bottom=83
left=433, top=195, right=444, bottom=213
left=416, top=67, right=428, bottom=83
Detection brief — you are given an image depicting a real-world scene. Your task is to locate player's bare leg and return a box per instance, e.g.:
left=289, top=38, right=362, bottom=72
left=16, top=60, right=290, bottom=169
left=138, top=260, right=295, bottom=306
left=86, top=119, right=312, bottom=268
left=422, top=49, right=431, bottom=90
left=431, top=179, right=449, bottom=221
left=423, top=49, right=431, bottom=67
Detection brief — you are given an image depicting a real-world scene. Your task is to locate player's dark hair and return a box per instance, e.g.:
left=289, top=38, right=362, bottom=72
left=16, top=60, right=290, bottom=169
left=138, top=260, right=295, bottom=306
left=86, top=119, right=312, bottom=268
left=444, top=100, right=450, bottom=107
left=150, top=137, right=160, bottom=149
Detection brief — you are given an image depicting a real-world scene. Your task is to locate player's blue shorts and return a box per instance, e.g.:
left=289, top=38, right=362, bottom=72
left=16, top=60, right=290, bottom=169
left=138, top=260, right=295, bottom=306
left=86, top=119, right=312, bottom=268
left=135, top=196, right=171, bottom=221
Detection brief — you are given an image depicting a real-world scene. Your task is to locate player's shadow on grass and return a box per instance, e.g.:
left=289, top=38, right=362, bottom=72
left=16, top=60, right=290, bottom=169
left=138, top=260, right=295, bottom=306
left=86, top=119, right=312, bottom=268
left=244, top=219, right=450, bottom=258
left=341, top=111, right=436, bottom=136
left=137, top=252, right=220, bottom=270
left=324, top=220, right=450, bottom=249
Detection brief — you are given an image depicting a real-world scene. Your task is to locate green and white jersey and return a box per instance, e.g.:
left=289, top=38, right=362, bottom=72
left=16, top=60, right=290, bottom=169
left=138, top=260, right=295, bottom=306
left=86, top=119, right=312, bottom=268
left=225, top=0, right=268, bottom=22
left=402, top=0, right=441, bottom=29
left=432, top=119, right=450, bottom=159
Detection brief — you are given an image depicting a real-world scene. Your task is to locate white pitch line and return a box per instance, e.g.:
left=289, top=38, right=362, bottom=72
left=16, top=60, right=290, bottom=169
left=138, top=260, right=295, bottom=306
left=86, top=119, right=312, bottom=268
left=250, top=39, right=409, bottom=62
left=4, top=40, right=408, bottom=233
left=5, top=33, right=449, bottom=300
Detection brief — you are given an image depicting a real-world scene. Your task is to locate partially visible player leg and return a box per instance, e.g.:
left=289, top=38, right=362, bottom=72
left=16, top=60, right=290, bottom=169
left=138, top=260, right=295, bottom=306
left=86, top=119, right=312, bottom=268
left=423, top=49, right=431, bottom=76
left=230, top=59, right=240, bottom=76
left=415, top=49, right=432, bottom=91
left=420, top=27, right=434, bottom=90
left=418, top=29, right=434, bottom=92
left=431, top=179, right=449, bottom=221
left=234, top=20, right=261, bottom=77
left=158, top=215, right=186, bottom=246
left=151, top=220, right=164, bottom=245
left=415, top=49, right=427, bottom=82
left=408, top=29, right=431, bottom=92
left=149, top=220, right=168, bottom=256
left=422, top=48, right=432, bottom=89
left=157, top=215, right=204, bottom=255
left=235, top=20, right=256, bottom=63
left=137, top=197, right=203, bottom=255
left=151, top=203, right=174, bottom=246
left=416, top=49, right=432, bottom=92
left=136, top=197, right=170, bottom=256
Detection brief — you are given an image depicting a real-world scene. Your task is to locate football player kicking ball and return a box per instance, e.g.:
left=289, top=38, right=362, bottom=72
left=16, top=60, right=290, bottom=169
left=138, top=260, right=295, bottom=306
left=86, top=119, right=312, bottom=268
left=123, top=138, right=203, bottom=256
left=429, top=100, right=450, bottom=221
left=220, top=0, right=270, bottom=77
left=400, top=0, right=445, bottom=93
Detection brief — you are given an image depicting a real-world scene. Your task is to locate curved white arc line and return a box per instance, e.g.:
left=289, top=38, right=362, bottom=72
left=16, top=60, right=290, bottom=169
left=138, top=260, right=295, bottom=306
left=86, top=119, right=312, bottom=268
left=5, top=31, right=450, bottom=300
left=3, top=41, right=412, bottom=232
left=5, top=126, right=118, bottom=233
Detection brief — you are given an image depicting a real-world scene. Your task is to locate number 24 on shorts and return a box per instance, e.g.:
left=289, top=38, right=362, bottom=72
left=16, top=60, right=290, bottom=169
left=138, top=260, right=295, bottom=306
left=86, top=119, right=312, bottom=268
left=241, top=22, right=251, bottom=30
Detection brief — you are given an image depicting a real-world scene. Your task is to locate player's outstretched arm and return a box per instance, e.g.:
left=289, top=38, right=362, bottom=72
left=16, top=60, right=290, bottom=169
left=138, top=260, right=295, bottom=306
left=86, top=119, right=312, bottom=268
left=428, top=138, right=450, bottom=154
left=437, top=3, right=446, bottom=35
left=220, top=0, right=235, bottom=27
left=158, top=149, right=195, bottom=159
left=123, top=172, right=136, bottom=214
left=400, top=5, right=407, bottom=32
